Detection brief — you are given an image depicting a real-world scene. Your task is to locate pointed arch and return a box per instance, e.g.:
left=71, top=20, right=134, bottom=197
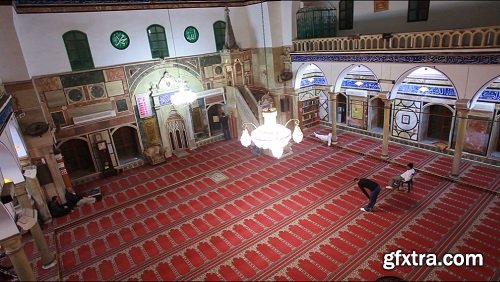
left=333, top=64, right=380, bottom=93
left=469, top=75, right=500, bottom=109
left=390, top=66, right=458, bottom=101
left=294, top=63, right=328, bottom=90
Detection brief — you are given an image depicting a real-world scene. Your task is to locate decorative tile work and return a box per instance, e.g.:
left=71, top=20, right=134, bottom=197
left=478, top=89, right=500, bottom=102
left=60, top=70, right=105, bottom=88
left=397, top=83, right=456, bottom=98
left=291, top=54, right=500, bottom=64
left=34, top=77, right=62, bottom=92
left=116, top=99, right=128, bottom=112
left=158, top=93, right=174, bottom=106
left=104, top=67, right=126, bottom=82
left=300, top=76, right=327, bottom=88
left=341, top=79, right=381, bottom=91
left=392, top=99, right=421, bottom=140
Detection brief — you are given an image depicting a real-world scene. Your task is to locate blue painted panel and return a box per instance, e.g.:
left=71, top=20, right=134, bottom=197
left=478, top=89, right=500, bottom=102
left=397, top=83, right=456, bottom=97
left=341, top=79, right=381, bottom=91
left=158, top=93, right=174, bottom=106
left=300, top=76, right=327, bottom=88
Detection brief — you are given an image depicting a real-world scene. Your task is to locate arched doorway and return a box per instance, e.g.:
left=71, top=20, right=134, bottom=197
left=207, top=104, right=224, bottom=137
left=59, top=139, right=94, bottom=178
left=112, top=126, right=141, bottom=164
left=294, top=63, right=329, bottom=128
left=392, top=66, right=457, bottom=144
left=337, top=93, right=347, bottom=124
left=421, top=104, right=453, bottom=144
left=336, top=65, right=380, bottom=130
left=369, top=98, right=384, bottom=133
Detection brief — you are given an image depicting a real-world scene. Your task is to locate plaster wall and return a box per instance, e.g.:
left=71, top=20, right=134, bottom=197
left=332, top=0, right=500, bottom=37
left=8, top=2, right=283, bottom=79
left=0, top=6, right=29, bottom=82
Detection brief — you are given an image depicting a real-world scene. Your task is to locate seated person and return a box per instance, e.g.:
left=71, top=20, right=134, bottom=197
left=65, top=190, right=96, bottom=209
left=48, top=196, right=72, bottom=218
left=314, top=131, right=332, bottom=146
left=386, top=163, right=415, bottom=189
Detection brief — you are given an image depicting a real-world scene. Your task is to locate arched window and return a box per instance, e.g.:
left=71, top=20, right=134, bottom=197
left=213, top=21, right=226, bottom=51
left=147, top=24, right=169, bottom=59
left=63, top=30, right=94, bottom=71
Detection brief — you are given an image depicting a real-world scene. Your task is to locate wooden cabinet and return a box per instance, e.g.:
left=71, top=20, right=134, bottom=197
left=96, top=141, right=116, bottom=177
left=298, top=97, right=320, bottom=128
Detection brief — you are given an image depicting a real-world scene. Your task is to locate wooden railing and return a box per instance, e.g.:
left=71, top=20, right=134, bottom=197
left=293, top=26, right=500, bottom=52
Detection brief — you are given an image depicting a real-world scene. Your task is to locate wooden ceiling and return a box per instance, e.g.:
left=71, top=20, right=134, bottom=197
left=12, top=0, right=267, bottom=13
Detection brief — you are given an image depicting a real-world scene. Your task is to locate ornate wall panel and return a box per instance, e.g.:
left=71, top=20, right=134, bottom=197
left=392, top=99, right=421, bottom=140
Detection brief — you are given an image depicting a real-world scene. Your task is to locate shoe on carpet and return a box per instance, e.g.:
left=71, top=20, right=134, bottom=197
left=386, top=186, right=393, bottom=189
left=360, top=207, right=367, bottom=212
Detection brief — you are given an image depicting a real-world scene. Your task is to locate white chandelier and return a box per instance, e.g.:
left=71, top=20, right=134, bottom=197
left=240, top=107, right=303, bottom=158
left=171, top=83, right=196, bottom=105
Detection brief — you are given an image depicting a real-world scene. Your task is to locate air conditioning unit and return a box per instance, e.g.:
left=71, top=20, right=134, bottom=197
left=346, top=89, right=368, bottom=97
left=73, top=110, right=116, bottom=125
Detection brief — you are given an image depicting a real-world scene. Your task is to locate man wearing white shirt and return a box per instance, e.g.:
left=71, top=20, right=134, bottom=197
left=314, top=131, right=332, bottom=146
left=386, top=163, right=415, bottom=189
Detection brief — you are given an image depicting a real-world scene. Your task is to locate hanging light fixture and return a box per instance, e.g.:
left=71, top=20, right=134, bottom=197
left=355, top=80, right=364, bottom=86
left=241, top=108, right=303, bottom=158
left=239, top=2, right=303, bottom=159
left=167, top=10, right=196, bottom=105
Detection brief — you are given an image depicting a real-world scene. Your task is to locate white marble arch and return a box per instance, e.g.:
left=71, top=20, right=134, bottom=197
left=389, top=66, right=458, bottom=101
left=469, top=75, right=500, bottom=109
left=331, top=64, right=380, bottom=93
left=293, top=63, right=328, bottom=90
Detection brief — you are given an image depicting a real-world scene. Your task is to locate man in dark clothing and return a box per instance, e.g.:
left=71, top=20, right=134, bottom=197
left=48, top=196, right=72, bottom=218
left=354, top=177, right=381, bottom=212
left=65, top=190, right=82, bottom=209
left=220, top=112, right=231, bottom=140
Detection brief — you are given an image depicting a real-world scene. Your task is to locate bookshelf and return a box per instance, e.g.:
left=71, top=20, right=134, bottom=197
left=298, top=97, right=320, bottom=128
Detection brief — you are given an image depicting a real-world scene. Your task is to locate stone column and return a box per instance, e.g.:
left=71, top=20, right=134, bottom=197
left=23, top=168, right=52, bottom=223
left=1, top=235, right=36, bottom=281
left=27, top=211, right=56, bottom=269
left=450, top=100, right=470, bottom=178
left=381, top=96, right=392, bottom=159
left=329, top=92, right=338, bottom=145
left=45, top=153, right=67, bottom=204
left=14, top=182, right=32, bottom=209
left=12, top=184, right=56, bottom=270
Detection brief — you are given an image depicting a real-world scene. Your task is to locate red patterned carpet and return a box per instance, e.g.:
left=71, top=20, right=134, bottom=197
left=4, top=130, right=500, bottom=281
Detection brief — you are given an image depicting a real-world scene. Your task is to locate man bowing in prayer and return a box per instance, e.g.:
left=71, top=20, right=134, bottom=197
left=354, top=177, right=381, bottom=212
